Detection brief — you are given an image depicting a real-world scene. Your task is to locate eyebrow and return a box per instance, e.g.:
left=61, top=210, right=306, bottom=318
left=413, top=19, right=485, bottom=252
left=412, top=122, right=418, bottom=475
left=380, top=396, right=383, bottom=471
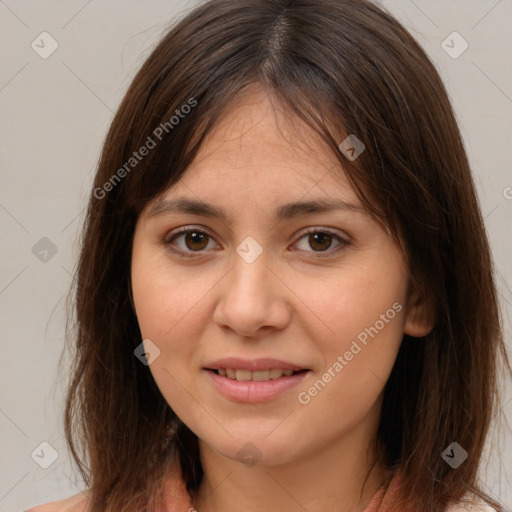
left=146, top=197, right=366, bottom=223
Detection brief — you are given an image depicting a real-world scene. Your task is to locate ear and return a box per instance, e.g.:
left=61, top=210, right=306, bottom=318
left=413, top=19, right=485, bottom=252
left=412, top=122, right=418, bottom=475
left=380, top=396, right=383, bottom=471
left=403, top=281, right=436, bottom=338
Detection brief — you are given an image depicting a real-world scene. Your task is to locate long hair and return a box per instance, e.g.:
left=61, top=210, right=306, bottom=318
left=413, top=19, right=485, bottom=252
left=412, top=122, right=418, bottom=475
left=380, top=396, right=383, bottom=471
left=61, top=0, right=511, bottom=510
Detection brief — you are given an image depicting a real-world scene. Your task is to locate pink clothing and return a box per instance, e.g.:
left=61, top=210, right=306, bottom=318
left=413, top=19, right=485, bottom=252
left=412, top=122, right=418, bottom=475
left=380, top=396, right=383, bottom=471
left=24, top=466, right=495, bottom=511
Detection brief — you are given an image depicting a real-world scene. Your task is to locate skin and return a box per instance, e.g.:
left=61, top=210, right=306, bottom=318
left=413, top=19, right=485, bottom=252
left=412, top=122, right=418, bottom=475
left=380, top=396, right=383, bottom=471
left=131, top=85, right=433, bottom=512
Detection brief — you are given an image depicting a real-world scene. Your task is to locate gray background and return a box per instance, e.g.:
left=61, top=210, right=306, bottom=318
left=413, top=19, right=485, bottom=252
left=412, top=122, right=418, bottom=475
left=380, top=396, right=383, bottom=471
left=0, top=1, right=511, bottom=511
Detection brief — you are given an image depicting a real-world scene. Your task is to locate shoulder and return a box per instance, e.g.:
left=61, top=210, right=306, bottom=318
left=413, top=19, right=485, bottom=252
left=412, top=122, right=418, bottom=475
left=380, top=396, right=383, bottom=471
left=25, top=491, right=90, bottom=512
left=445, top=493, right=499, bottom=512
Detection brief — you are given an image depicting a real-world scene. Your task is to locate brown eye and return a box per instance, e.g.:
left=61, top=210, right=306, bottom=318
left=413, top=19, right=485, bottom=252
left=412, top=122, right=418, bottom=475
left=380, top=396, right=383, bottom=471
left=294, top=229, right=349, bottom=257
left=308, top=232, right=333, bottom=251
left=183, top=231, right=209, bottom=251
left=165, top=228, right=217, bottom=256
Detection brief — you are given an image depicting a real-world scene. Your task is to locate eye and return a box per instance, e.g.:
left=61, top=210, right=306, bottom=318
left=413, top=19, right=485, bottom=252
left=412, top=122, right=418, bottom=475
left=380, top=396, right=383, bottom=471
left=163, top=226, right=350, bottom=258
left=164, top=227, right=218, bottom=257
left=293, top=228, right=349, bottom=257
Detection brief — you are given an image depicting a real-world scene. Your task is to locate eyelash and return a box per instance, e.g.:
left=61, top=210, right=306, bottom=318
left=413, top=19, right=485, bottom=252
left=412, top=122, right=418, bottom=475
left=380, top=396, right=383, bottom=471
left=163, top=226, right=350, bottom=259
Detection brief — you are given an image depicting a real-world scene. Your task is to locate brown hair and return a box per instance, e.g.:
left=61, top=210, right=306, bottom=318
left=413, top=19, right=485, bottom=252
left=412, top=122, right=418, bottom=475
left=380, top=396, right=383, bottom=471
left=61, top=0, right=511, bottom=510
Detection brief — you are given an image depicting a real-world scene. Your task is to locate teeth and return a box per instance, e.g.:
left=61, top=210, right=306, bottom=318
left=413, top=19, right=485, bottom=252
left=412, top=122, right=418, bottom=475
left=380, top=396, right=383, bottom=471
left=216, top=368, right=297, bottom=381
left=235, top=369, right=252, bottom=381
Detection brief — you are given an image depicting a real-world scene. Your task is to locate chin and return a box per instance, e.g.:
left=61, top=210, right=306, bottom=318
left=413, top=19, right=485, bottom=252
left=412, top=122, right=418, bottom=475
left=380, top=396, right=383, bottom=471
left=199, top=432, right=298, bottom=468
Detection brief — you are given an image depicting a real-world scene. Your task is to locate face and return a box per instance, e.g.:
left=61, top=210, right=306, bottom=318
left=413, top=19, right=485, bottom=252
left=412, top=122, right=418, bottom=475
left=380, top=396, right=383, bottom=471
left=131, top=86, right=430, bottom=467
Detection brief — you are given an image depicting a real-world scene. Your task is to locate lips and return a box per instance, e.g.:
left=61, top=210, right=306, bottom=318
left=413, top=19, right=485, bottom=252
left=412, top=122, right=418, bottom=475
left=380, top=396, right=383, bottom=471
left=203, top=357, right=311, bottom=401
left=204, top=366, right=310, bottom=402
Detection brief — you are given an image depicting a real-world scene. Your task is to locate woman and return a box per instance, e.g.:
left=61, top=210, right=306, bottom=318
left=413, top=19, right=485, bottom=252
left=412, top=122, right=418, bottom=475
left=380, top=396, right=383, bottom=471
left=26, top=0, right=511, bottom=510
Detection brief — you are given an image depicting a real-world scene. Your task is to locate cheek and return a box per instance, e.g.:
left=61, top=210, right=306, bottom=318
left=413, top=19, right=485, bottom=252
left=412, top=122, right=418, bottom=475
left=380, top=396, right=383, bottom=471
left=130, top=245, right=224, bottom=408
left=130, top=248, right=208, bottom=417
left=292, top=254, right=408, bottom=407
left=292, top=256, right=408, bottom=348
left=131, top=243, right=211, bottom=341
left=293, top=292, right=406, bottom=436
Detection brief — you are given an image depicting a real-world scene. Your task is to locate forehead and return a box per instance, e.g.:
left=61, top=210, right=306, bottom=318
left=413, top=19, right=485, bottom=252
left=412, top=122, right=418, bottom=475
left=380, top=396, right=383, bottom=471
left=163, top=86, right=357, bottom=204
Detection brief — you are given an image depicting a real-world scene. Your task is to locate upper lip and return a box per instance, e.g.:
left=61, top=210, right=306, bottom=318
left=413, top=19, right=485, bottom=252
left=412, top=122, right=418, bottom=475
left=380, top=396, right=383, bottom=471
left=204, top=357, right=308, bottom=372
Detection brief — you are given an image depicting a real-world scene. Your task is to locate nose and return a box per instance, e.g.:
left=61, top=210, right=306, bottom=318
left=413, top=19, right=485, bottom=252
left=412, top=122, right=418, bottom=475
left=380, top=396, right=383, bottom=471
left=212, top=250, right=291, bottom=338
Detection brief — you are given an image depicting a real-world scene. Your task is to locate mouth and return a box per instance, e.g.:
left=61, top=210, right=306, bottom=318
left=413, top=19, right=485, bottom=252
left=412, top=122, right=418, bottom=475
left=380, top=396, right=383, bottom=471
left=203, top=367, right=311, bottom=402
left=207, top=368, right=309, bottom=381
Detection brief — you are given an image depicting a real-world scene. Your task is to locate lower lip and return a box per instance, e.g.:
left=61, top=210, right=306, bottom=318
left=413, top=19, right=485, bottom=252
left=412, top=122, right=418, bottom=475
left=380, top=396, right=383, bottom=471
left=204, top=369, right=311, bottom=403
